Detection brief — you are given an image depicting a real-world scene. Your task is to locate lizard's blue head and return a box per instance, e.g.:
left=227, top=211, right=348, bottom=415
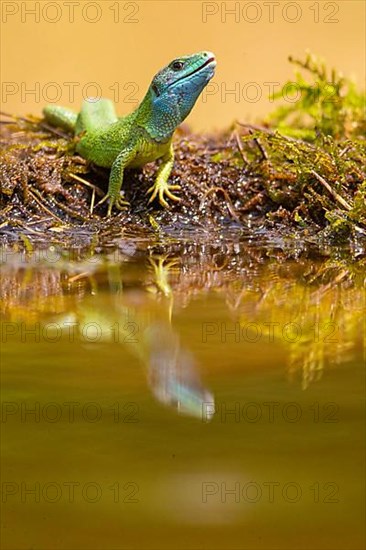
left=152, top=51, right=216, bottom=101
left=142, top=51, right=216, bottom=140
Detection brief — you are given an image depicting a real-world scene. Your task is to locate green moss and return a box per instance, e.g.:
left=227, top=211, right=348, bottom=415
left=267, top=52, right=365, bottom=140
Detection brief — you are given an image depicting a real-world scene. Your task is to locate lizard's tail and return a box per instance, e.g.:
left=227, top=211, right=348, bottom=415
left=43, top=105, right=77, bottom=133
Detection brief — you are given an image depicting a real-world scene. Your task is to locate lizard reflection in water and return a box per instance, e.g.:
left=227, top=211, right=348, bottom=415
left=75, top=258, right=214, bottom=420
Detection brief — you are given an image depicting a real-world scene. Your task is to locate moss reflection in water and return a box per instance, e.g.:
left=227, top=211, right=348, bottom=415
left=1, top=243, right=364, bottom=402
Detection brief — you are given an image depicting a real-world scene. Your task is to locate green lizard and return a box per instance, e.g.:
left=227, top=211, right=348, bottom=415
left=43, top=51, right=216, bottom=215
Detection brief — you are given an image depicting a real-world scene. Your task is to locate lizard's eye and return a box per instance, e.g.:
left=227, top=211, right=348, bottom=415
left=172, top=61, right=184, bottom=71
left=152, top=83, right=160, bottom=97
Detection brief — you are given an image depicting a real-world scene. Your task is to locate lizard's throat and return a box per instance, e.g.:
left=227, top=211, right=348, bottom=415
left=141, top=93, right=186, bottom=142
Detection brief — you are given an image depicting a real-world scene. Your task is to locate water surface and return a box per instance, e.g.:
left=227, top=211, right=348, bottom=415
left=1, top=240, right=365, bottom=549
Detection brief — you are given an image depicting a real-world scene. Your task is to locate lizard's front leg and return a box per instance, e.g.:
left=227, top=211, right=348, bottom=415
left=147, top=143, right=181, bottom=208
left=98, top=148, right=135, bottom=216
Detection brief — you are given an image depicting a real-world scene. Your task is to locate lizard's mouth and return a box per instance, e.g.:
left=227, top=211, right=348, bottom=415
left=170, top=57, right=216, bottom=87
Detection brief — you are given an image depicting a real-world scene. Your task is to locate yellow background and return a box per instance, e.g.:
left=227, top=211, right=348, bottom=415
left=1, top=0, right=365, bottom=130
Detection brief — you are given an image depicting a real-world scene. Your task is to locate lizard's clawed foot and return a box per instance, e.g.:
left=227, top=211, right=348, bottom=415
left=147, top=181, right=181, bottom=209
left=107, top=195, right=130, bottom=216
left=96, top=193, right=129, bottom=217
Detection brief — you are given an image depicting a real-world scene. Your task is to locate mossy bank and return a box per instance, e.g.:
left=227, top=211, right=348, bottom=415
left=1, top=54, right=365, bottom=252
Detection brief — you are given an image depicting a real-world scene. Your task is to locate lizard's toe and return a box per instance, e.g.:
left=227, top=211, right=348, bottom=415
left=115, top=196, right=130, bottom=210
left=147, top=183, right=181, bottom=207
left=163, top=187, right=181, bottom=202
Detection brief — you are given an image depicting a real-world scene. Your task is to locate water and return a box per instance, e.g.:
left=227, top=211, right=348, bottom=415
left=1, top=241, right=365, bottom=549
